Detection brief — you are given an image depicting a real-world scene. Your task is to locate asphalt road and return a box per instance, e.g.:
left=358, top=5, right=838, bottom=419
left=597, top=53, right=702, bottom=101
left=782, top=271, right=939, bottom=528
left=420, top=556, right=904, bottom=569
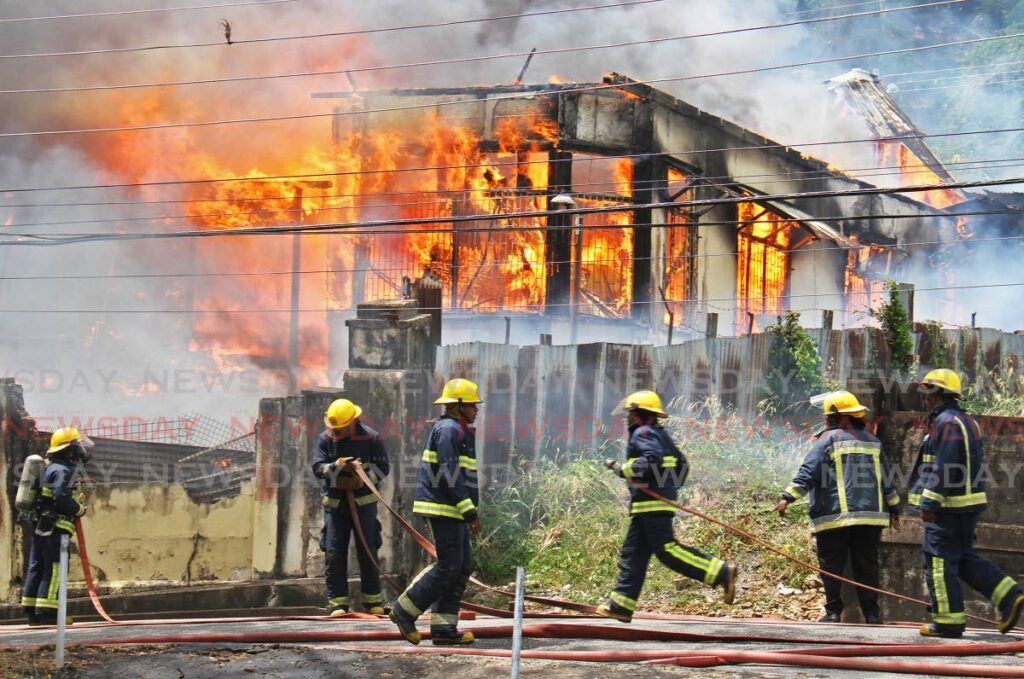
left=2, top=614, right=1022, bottom=678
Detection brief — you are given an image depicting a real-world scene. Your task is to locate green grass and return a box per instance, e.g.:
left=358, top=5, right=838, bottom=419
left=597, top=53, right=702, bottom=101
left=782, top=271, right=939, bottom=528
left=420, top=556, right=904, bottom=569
left=474, top=398, right=819, bottom=615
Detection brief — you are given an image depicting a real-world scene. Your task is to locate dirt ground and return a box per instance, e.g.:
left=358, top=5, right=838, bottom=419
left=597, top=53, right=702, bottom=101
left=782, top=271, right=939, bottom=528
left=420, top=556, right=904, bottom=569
left=0, top=644, right=759, bottom=679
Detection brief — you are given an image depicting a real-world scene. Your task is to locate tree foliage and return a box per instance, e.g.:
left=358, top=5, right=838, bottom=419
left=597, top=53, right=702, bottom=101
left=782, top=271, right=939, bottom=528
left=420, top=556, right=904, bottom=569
left=765, top=311, right=824, bottom=411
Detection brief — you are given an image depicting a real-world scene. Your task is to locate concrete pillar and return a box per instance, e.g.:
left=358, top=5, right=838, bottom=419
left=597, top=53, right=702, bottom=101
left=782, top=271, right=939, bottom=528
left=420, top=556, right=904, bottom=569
left=1, top=379, right=41, bottom=602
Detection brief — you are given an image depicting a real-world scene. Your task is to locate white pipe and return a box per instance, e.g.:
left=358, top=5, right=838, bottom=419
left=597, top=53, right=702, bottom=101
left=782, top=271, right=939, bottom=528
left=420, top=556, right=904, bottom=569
left=511, top=566, right=525, bottom=679
left=56, top=532, right=70, bottom=668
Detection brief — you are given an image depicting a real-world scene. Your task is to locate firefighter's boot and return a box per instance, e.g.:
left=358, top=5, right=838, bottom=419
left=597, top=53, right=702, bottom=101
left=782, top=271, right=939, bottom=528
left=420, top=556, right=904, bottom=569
left=430, top=625, right=475, bottom=645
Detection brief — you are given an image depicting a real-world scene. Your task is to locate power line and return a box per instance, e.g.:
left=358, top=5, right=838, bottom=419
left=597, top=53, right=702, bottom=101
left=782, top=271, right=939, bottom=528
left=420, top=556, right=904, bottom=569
left=7, top=159, right=1022, bottom=231
left=3, top=175, right=1020, bottom=247
left=1, top=23, right=1014, bottom=141
left=0, top=281, right=1019, bottom=314
left=4, top=151, right=1023, bottom=211
left=1, top=228, right=1018, bottom=283
left=0, top=0, right=300, bottom=24
left=6, top=118, right=1024, bottom=195
left=0, top=0, right=953, bottom=62
left=897, top=75, right=1024, bottom=93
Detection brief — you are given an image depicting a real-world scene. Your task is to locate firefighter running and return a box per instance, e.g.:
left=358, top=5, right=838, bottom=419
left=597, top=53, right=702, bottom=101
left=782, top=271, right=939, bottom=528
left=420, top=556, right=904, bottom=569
left=909, top=369, right=1024, bottom=638
left=597, top=390, right=738, bottom=622
left=389, top=378, right=482, bottom=646
left=774, top=390, right=901, bottom=624
left=20, top=427, right=92, bottom=626
left=312, top=398, right=391, bottom=617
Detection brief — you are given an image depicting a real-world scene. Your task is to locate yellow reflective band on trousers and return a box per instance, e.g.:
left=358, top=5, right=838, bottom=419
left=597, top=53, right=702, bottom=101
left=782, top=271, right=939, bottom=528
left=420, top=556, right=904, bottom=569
left=413, top=500, right=463, bottom=520
left=664, top=542, right=722, bottom=585
left=355, top=494, right=378, bottom=506
left=36, top=565, right=61, bottom=610
left=398, top=593, right=421, bottom=617
left=21, top=596, right=37, bottom=607
left=930, top=556, right=966, bottom=625
left=992, top=576, right=1017, bottom=608
left=610, top=592, right=637, bottom=611
left=629, top=500, right=675, bottom=515
left=431, top=613, right=459, bottom=626
left=329, top=596, right=349, bottom=607
left=362, top=592, right=384, bottom=604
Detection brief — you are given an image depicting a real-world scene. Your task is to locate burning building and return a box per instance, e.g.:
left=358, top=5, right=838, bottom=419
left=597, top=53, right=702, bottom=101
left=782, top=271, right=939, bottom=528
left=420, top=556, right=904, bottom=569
left=305, top=73, right=950, bottom=367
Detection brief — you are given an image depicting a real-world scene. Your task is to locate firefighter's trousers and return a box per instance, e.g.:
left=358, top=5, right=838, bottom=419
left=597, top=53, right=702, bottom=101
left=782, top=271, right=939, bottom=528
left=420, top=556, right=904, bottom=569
left=814, top=525, right=883, bottom=618
left=396, top=518, right=472, bottom=630
left=21, top=529, right=64, bottom=620
left=607, top=513, right=727, bottom=616
left=923, top=512, right=1023, bottom=631
left=320, top=502, right=383, bottom=610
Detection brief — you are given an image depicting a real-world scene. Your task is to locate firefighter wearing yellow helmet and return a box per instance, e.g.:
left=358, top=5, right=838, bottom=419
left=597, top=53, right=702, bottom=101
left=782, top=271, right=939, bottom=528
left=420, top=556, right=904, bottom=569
left=389, top=378, right=482, bottom=646
left=910, top=369, right=1023, bottom=638
left=775, top=390, right=900, bottom=625
left=311, top=398, right=390, bottom=617
left=596, top=390, right=738, bottom=623
left=21, top=427, right=92, bottom=625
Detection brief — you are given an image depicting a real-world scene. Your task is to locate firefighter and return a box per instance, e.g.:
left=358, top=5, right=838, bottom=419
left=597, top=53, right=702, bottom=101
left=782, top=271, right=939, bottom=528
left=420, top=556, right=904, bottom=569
left=311, top=398, right=390, bottom=617
left=597, top=390, right=738, bottom=623
left=774, top=390, right=900, bottom=624
left=389, top=378, right=482, bottom=646
left=21, top=427, right=91, bottom=626
left=909, top=369, right=1023, bottom=638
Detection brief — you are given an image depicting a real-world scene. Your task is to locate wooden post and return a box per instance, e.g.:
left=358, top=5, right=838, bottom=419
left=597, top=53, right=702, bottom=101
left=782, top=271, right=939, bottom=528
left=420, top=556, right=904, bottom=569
left=705, top=312, right=718, bottom=339
left=822, top=310, right=834, bottom=331
left=747, top=312, right=755, bottom=336
left=505, top=317, right=512, bottom=345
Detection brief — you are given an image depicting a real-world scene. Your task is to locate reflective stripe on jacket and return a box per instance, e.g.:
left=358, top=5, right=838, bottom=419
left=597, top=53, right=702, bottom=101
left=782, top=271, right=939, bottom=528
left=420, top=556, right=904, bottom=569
left=39, top=457, right=83, bottom=534
left=782, top=426, right=900, bottom=534
left=311, top=423, right=390, bottom=508
left=620, top=424, right=688, bottom=516
left=908, top=400, right=987, bottom=514
left=413, top=416, right=479, bottom=522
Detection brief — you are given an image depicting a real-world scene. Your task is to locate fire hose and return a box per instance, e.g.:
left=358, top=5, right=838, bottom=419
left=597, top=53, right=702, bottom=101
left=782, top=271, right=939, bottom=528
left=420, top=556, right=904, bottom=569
left=45, top=463, right=1024, bottom=676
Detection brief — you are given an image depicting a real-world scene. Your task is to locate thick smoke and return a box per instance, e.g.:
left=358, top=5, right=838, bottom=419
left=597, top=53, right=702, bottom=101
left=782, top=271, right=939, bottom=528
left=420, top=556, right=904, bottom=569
left=0, top=1, right=1016, bottom=430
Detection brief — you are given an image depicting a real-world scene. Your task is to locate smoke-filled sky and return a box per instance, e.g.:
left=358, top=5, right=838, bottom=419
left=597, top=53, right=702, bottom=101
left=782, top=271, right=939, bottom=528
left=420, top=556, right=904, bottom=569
left=0, top=0, right=1020, bottom=430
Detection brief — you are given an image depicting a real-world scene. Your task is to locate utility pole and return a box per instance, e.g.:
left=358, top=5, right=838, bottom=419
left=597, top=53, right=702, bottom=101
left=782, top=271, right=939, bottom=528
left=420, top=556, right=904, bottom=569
left=288, top=181, right=332, bottom=394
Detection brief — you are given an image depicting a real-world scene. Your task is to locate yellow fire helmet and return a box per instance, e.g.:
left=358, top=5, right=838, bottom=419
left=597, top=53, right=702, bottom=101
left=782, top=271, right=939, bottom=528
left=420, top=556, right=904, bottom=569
left=919, top=368, right=963, bottom=398
left=616, top=390, right=668, bottom=418
left=324, top=398, right=362, bottom=430
left=817, top=390, right=868, bottom=417
left=434, top=378, right=483, bottom=405
left=47, top=426, right=94, bottom=455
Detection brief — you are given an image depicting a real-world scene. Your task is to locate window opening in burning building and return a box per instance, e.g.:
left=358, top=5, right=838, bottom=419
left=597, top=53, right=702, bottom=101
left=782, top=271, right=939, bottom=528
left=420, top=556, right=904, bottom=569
left=662, top=167, right=698, bottom=327
left=843, top=246, right=889, bottom=327
left=572, top=154, right=635, bottom=319
left=735, top=200, right=796, bottom=334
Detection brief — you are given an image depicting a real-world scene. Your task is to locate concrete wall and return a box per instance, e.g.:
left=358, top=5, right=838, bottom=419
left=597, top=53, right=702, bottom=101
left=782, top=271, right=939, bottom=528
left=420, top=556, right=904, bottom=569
left=68, top=483, right=255, bottom=586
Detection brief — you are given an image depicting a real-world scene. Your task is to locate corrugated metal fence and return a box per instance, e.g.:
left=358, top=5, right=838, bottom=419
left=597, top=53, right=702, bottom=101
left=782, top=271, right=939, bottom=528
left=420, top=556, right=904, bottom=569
left=436, top=327, right=1024, bottom=464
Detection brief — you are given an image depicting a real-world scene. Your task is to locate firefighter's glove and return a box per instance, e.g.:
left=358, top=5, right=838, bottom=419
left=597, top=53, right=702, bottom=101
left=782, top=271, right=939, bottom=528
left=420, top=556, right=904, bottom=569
left=604, top=458, right=621, bottom=475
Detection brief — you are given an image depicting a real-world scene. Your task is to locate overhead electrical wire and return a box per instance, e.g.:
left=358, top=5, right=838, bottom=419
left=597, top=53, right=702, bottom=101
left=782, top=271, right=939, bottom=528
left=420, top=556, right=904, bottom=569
left=0, top=281, right=1019, bottom=314
left=3, top=152, right=1023, bottom=212
left=0, top=0, right=300, bottom=24
left=5, top=122, right=1024, bottom=195
left=2, top=175, right=1020, bottom=246
left=0, top=0, right=956, bottom=61
left=0, top=229, right=1018, bottom=283
left=897, top=76, right=1024, bottom=93
left=0, top=29, right=1019, bottom=139
left=6, top=160, right=1022, bottom=232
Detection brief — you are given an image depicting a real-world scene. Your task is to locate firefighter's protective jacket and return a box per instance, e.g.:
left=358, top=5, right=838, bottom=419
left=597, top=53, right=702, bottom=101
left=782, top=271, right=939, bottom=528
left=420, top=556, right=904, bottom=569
left=413, top=415, right=479, bottom=522
left=618, top=424, right=689, bottom=515
left=38, top=457, right=85, bottom=534
left=908, top=399, right=987, bottom=514
left=311, top=423, right=390, bottom=509
left=782, top=425, right=900, bottom=533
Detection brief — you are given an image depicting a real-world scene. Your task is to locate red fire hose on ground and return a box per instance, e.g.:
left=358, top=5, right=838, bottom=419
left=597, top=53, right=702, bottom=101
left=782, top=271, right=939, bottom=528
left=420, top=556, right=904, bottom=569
left=38, top=462, right=1021, bottom=676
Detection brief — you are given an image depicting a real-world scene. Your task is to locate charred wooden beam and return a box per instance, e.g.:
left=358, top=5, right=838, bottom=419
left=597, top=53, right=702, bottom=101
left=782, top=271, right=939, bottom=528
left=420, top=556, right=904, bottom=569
left=631, top=157, right=657, bottom=319
left=545, top=149, right=573, bottom=315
